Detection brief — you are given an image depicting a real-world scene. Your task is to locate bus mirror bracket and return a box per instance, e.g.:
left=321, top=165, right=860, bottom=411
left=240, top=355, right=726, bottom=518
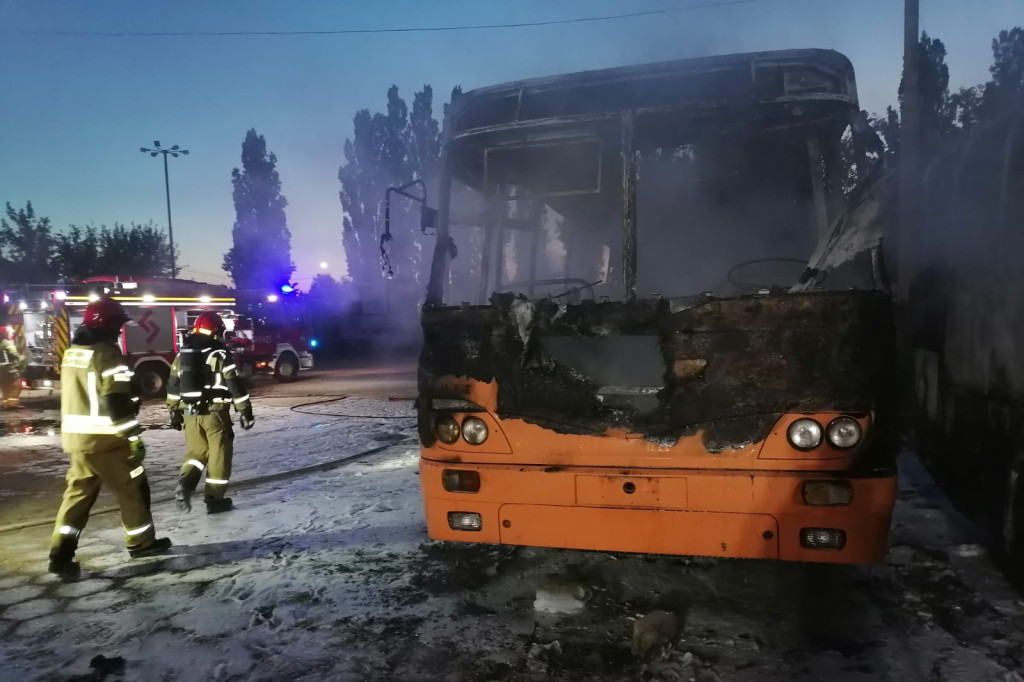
left=382, top=179, right=435, bottom=279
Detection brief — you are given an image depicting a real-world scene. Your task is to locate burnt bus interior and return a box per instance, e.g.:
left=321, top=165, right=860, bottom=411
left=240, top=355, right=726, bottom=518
left=418, top=50, right=897, bottom=463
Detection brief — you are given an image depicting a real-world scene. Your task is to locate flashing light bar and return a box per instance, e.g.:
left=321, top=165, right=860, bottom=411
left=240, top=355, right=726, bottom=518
left=65, top=295, right=236, bottom=306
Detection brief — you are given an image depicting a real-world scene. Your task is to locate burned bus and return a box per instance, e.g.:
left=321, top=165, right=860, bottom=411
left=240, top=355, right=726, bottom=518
left=911, top=103, right=1024, bottom=572
left=414, top=49, right=898, bottom=564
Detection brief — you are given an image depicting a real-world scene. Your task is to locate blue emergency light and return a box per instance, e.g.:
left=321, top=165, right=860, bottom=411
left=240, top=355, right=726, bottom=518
left=310, top=339, right=318, bottom=348
left=280, top=284, right=295, bottom=294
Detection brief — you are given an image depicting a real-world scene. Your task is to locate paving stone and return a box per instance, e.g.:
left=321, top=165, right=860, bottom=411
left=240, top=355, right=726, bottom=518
left=0, top=585, right=44, bottom=607
left=54, top=579, right=114, bottom=599
left=66, top=590, right=128, bottom=612
left=4, top=598, right=58, bottom=620
left=0, top=576, right=28, bottom=591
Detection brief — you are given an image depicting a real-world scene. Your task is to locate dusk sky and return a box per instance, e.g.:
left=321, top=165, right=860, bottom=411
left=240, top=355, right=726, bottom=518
left=1, top=0, right=1019, bottom=287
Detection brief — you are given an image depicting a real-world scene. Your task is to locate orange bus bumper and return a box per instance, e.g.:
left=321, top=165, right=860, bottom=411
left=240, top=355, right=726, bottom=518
left=419, top=458, right=897, bottom=564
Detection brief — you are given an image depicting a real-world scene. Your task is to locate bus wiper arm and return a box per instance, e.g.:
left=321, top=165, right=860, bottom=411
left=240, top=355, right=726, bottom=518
left=550, top=279, right=603, bottom=301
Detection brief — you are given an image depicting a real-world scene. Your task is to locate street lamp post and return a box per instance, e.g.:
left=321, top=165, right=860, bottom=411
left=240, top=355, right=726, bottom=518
left=140, top=141, right=189, bottom=278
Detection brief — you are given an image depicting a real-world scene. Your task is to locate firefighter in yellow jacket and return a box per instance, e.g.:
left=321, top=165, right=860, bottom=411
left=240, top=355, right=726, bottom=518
left=166, top=311, right=254, bottom=514
left=49, top=298, right=172, bottom=577
left=0, top=327, right=23, bottom=409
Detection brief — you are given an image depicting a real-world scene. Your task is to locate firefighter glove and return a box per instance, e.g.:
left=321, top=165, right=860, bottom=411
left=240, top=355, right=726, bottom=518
left=169, top=407, right=184, bottom=431
left=240, top=406, right=255, bottom=430
left=128, top=437, right=147, bottom=463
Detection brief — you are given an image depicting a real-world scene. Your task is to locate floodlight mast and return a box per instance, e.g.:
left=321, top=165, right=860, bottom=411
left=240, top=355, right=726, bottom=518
left=139, top=140, right=189, bottom=277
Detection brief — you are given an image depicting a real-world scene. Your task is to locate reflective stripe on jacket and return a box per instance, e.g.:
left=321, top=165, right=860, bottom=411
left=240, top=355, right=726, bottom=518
left=61, top=342, right=140, bottom=453
left=167, top=339, right=251, bottom=413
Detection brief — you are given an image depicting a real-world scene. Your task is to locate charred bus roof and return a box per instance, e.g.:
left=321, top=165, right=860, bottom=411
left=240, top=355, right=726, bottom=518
left=448, top=49, right=858, bottom=138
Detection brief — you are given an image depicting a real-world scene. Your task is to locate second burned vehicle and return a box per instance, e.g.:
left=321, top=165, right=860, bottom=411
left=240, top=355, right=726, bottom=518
left=400, top=49, right=898, bottom=564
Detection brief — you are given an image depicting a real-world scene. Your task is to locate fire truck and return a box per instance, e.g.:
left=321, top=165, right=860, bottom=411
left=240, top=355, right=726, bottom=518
left=1, top=276, right=314, bottom=399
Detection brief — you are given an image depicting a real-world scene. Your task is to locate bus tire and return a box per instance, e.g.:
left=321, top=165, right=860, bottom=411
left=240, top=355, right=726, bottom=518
left=274, top=352, right=299, bottom=383
left=134, top=362, right=170, bottom=400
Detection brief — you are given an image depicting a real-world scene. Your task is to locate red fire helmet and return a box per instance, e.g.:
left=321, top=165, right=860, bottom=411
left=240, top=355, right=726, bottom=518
left=193, top=311, right=226, bottom=337
left=83, top=298, right=131, bottom=332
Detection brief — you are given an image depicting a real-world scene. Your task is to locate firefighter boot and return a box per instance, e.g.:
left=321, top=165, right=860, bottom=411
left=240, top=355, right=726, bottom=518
left=174, top=478, right=193, bottom=513
left=206, top=497, right=234, bottom=514
left=128, top=537, right=173, bottom=559
left=48, top=536, right=81, bottom=579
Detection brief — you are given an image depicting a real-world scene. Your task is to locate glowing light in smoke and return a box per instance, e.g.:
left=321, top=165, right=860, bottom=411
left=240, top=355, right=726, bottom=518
left=266, top=294, right=279, bottom=303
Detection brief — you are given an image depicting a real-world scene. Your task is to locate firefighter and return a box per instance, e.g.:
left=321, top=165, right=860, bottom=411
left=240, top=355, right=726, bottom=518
left=167, top=311, right=254, bottom=515
left=0, top=327, right=23, bottom=409
left=49, top=298, right=172, bottom=577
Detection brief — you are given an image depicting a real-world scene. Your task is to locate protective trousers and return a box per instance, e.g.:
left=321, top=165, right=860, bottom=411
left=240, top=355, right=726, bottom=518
left=178, top=409, right=234, bottom=501
left=0, top=369, right=20, bottom=408
left=49, top=443, right=155, bottom=561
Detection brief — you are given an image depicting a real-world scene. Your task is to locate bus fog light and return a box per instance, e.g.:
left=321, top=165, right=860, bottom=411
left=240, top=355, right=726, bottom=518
left=448, top=512, right=483, bottom=531
left=442, top=469, right=481, bottom=493
left=461, top=417, right=489, bottom=445
left=787, top=418, right=823, bottom=450
left=802, top=481, right=853, bottom=506
left=800, top=527, right=847, bottom=550
left=827, top=417, right=862, bottom=449
left=435, top=416, right=461, bottom=444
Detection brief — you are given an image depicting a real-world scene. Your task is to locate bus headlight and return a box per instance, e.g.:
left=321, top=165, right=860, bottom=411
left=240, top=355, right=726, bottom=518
left=826, top=417, right=862, bottom=449
left=787, top=418, right=823, bottom=450
left=435, top=416, right=461, bottom=444
left=461, top=417, right=488, bottom=445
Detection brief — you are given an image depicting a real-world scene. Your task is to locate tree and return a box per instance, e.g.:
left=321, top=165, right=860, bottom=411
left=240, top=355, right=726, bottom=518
left=52, top=225, right=99, bottom=282
left=865, top=32, right=979, bottom=172
left=307, top=273, right=352, bottom=313
left=948, top=86, right=984, bottom=130
left=338, top=85, right=454, bottom=297
left=870, top=106, right=902, bottom=166
left=223, top=129, right=295, bottom=292
left=981, top=27, right=1024, bottom=118
left=53, top=221, right=177, bottom=282
left=0, top=202, right=56, bottom=283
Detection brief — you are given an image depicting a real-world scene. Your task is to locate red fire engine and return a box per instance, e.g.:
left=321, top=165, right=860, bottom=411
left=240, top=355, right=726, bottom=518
left=1, top=276, right=314, bottom=399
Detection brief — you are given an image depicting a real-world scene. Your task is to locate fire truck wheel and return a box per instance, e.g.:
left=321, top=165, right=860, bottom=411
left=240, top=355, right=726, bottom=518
left=134, top=362, right=171, bottom=399
left=274, top=352, right=300, bottom=383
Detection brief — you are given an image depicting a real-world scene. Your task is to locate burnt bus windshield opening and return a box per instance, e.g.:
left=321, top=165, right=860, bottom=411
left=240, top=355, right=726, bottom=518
left=444, top=125, right=623, bottom=306
left=638, top=119, right=823, bottom=298
left=440, top=110, right=870, bottom=306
